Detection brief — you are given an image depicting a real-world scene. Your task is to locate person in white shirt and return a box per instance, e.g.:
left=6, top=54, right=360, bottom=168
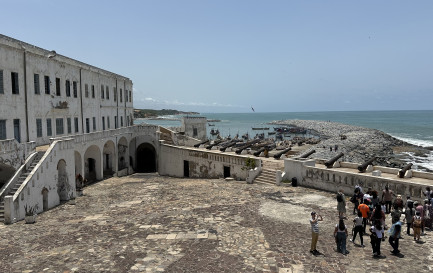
left=309, top=211, right=323, bottom=254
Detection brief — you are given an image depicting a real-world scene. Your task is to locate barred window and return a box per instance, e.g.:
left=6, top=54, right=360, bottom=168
left=36, top=119, right=42, bottom=137
left=67, top=117, right=72, bottom=134
left=0, top=70, right=4, bottom=94
left=73, top=81, right=78, bottom=98
left=101, top=85, right=104, bottom=99
left=55, top=118, right=64, bottom=135
left=120, top=89, right=123, bottom=102
left=0, top=120, right=6, bottom=140
left=85, top=84, right=89, bottom=97
left=46, top=119, right=52, bottom=136
left=86, top=118, right=90, bottom=133
left=74, top=117, right=79, bottom=133
left=102, top=116, right=105, bottom=130
left=34, top=74, right=40, bottom=94
left=107, top=116, right=110, bottom=129
left=129, top=90, right=132, bottom=102
left=92, top=117, right=96, bottom=131
left=91, top=85, right=95, bottom=98
left=11, top=72, right=19, bottom=94
left=44, top=76, right=50, bottom=94
left=56, top=78, right=60, bottom=96
left=113, top=87, right=117, bottom=101
left=106, top=86, right=109, bottom=100
left=66, top=80, right=71, bottom=97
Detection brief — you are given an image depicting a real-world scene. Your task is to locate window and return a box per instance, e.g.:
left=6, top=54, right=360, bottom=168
left=66, top=80, right=71, bottom=97
left=114, top=87, right=117, bottom=101
left=34, top=74, right=40, bottom=94
left=107, top=116, right=110, bottom=129
left=91, top=85, right=95, bottom=98
left=44, top=76, right=50, bottom=94
left=86, top=118, right=90, bottom=133
left=127, top=116, right=130, bottom=126
left=129, top=90, right=132, bottom=102
left=120, top=116, right=123, bottom=127
left=36, top=119, right=42, bottom=137
left=120, top=89, right=123, bottom=102
left=73, top=81, right=77, bottom=98
left=0, top=70, right=3, bottom=94
left=13, top=119, right=20, bottom=142
left=47, top=119, right=52, bottom=136
left=74, top=117, right=79, bottom=133
left=102, top=116, right=105, bottom=130
left=85, top=84, right=89, bottom=97
left=67, top=118, right=72, bottom=134
left=56, top=78, right=60, bottom=96
left=106, top=86, right=109, bottom=100
left=0, top=120, right=6, bottom=140
left=56, top=118, right=64, bottom=135
left=11, top=72, right=19, bottom=94
left=125, top=90, right=128, bottom=102
left=101, top=85, right=104, bottom=99
left=115, top=116, right=118, bottom=129
left=193, top=128, right=198, bottom=137
left=92, top=117, right=96, bottom=131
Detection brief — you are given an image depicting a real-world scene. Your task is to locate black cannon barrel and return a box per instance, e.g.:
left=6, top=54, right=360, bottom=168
left=299, top=149, right=316, bottom=159
left=253, top=147, right=266, bottom=156
left=357, top=156, right=377, bottom=173
left=398, top=163, right=413, bottom=178
left=273, top=147, right=292, bottom=159
left=205, top=140, right=223, bottom=150
left=194, top=140, right=209, bottom=148
left=219, top=140, right=240, bottom=152
left=324, top=152, right=344, bottom=168
left=235, top=139, right=261, bottom=154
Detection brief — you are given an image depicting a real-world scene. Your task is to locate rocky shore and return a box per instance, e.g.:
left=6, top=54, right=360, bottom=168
left=270, top=119, right=432, bottom=172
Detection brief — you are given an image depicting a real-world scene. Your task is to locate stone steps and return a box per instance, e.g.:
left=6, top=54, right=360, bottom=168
left=0, top=151, right=45, bottom=223
left=254, top=168, right=277, bottom=185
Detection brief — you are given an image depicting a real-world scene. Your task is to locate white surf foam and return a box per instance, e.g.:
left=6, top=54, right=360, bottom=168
left=392, top=136, right=433, bottom=148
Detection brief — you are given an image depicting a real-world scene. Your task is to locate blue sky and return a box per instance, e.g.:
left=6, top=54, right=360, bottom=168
left=2, top=0, right=433, bottom=113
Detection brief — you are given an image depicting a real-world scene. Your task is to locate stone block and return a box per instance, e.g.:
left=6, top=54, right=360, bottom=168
left=372, top=170, right=381, bottom=177
left=366, top=165, right=373, bottom=172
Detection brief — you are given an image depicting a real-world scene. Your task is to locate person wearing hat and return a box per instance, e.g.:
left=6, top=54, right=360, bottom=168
left=310, top=211, right=323, bottom=254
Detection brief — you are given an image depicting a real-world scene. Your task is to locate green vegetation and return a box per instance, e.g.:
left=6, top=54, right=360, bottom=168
left=133, top=109, right=200, bottom=118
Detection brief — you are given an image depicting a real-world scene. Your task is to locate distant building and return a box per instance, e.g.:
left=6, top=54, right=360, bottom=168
left=180, top=116, right=207, bottom=140
left=0, top=34, right=134, bottom=146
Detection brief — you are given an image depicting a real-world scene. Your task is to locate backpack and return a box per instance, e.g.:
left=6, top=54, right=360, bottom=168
left=413, top=216, right=422, bottom=228
left=337, top=193, right=343, bottom=202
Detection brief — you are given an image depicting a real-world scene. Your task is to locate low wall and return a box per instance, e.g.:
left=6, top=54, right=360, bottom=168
left=159, top=144, right=261, bottom=180
left=284, top=158, right=432, bottom=202
left=4, top=139, right=75, bottom=224
left=0, top=139, right=36, bottom=172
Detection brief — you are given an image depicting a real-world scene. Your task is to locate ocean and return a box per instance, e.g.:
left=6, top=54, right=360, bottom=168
left=135, top=110, right=433, bottom=170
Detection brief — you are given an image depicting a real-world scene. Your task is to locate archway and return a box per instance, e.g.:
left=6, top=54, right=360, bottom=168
left=57, top=159, right=69, bottom=201
left=42, top=188, right=49, bottom=211
left=0, top=162, right=15, bottom=188
left=74, top=151, right=82, bottom=177
left=103, top=140, right=116, bottom=177
left=118, top=137, right=128, bottom=171
left=84, top=145, right=102, bottom=182
left=136, top=143, right=156, bottom=173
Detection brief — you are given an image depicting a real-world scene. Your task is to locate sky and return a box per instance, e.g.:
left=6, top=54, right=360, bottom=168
left=2, top=0, right=433, bottom=113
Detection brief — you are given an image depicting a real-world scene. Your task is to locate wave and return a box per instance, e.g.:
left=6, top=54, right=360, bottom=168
left=401, top=152, right=433, bottom=172
left=392, top=136, right=433, bottom=147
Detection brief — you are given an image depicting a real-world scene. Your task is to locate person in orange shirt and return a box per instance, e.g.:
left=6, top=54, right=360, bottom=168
left=358, top=200, right=371, bottom=233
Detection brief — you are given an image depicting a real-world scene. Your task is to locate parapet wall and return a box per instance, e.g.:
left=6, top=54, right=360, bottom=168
left=284, top=158, right=432, bottom=202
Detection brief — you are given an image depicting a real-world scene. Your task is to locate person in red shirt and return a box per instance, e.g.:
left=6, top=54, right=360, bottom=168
left=358, top=200, right=371, bottom=233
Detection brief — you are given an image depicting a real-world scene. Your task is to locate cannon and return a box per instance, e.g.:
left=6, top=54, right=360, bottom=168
left=298, top=149, right=316, bottom=159
left=324, top=152, right=344, bottom=168
left=253, top=147, right=265, bottom=156
left=219, top=140, right=240, bottom=152
left=398, top=163, right=413, bottom=178
left=235, top=139, right=260, bottom=154
left=273, top=147, right=291, bottom=159
left=357, top=156, right=377, bottom=173
left=193, top=139, right=209, bottom=148
left=205, top=140, right=223, bottom=150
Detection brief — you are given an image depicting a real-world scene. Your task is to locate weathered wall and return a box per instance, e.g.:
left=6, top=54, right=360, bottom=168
left=181, top=117, right=207, bottom=141
left=284, top=158, right=432, bottom=202
left=159, top=144, right=261, bottom=180
left=0, top=139, right=36, bottom=184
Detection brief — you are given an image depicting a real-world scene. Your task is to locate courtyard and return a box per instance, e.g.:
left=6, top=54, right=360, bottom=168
left=1, top=173, right=432, bottom=273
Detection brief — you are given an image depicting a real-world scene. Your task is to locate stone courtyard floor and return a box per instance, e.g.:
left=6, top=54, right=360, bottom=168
left=1, top=173, right=433, bottom=273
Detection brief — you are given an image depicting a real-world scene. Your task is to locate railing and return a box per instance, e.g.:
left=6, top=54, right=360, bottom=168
left=4, top=139, right=75, bottom=224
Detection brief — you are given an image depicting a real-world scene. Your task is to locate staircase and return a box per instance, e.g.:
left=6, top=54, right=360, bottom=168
left=0, top=151, right=45, bottom=223
left=254, top=168, right=278, bottom=185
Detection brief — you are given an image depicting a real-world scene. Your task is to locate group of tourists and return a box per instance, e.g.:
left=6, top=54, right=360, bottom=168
left=310, top=185, right=433, bottom=258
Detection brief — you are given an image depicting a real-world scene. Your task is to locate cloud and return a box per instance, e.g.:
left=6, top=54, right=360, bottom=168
left=137, top=97, right=245, bottom=109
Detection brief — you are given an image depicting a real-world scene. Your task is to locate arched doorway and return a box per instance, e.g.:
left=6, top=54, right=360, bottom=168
left=42, top=188, right=49, bottom=211
left=103, top=140, right=116, bottom=177
left=84, top=145, right=102, bottom=182
left=118, top=137, right=128, bottom=171
left=136, top=143, right=156, bottom=173
left=57, top=159, right=69, bottom=201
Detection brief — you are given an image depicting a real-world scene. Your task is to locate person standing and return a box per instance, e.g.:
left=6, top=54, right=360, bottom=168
left=334, top=218, right=349, bottom=255
left=370, top=220, right=384, bottom=257
left=405, top=201, right=415, bottom=235
left=415, top=201, right=425, bottom=235
left=412, top=211, right=422, bottom=241
left=337, top=189, right=346, bottom=219
left=310, top=212, right=323, bottom=254
left=424, top=197, right=433, bottom=230
left=424, top=187, right=432, bottom=203
left=350, top=211, right=364, bottom=247
left=358, top=200, right=370, bottom=233
left=388, top=216, right=402, bottom=255
left=382, top=185, right=394, bottom=214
